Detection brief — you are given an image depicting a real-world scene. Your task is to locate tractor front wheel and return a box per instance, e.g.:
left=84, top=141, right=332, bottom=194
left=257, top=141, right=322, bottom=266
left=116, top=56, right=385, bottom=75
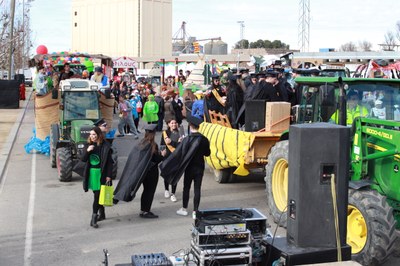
left=265, top=140, right=289, bottom=227
left=56, top=147, right=73, bottom=182
left=348, top=189, right=397, bottom=266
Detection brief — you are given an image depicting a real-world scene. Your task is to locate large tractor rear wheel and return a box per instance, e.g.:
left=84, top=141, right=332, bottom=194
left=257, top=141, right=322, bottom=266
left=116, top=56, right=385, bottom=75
left=265, top=140, right=288, bottom=227
left=348, top=189, right=397, bottom=266
left=49, top=124, right=59, bottom=168
left=56, top=147, right=73, bottom=182
left=213, top=168, right=237, bottom=183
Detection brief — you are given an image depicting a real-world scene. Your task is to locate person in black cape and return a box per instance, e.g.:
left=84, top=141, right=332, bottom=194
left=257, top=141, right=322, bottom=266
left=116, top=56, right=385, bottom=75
left=226, top=74, right=244, bottom=129
left=159, top=116, right=210, bottom=218
left=113, top=124, right=165, bottom=218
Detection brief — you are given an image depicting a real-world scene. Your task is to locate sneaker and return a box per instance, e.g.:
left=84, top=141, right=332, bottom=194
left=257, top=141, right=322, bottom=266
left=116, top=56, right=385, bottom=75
left=117, top=134, right=125, bottom=137
left=134, top=135, right=139, bottom=139
left=164, top=190, right=170, bottom=198
left=176, top=208, right=188, bottom=216
left=170, top=194, right=177, bottom=202
left=192, top=211, right=196, bottom=220
left=127, top=133, right=133, bottom=135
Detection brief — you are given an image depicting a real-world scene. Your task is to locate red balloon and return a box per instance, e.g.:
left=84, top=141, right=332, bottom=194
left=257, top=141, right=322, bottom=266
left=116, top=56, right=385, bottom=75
left=36, top=45, right=48, bottom=55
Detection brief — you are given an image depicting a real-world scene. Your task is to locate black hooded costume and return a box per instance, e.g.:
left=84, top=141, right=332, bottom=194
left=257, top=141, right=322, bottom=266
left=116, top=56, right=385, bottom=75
left=113, top=143, right=152, bottom=202
left=160, top=134, right=203, bottom=186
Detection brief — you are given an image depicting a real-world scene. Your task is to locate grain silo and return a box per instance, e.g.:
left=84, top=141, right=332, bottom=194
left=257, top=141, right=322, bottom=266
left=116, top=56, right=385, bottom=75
left=204, top=40, right=228, bottom=55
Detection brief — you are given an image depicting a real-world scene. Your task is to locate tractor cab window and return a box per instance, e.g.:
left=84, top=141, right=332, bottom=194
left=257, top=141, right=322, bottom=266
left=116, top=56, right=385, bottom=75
left=350, top=83, right=400, bottom=121
left=63, top=91, right=100, bottom=120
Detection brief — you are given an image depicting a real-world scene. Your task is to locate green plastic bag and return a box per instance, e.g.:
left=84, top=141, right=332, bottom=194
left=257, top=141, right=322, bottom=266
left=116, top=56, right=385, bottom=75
left=99, top=182, right=113, bottom=206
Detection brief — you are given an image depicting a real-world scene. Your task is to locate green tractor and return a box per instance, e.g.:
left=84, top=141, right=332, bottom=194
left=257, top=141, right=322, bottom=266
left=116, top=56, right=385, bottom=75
left=265, top=77, right=400, bottom=265
left=50, top=79, right=117, bottom=181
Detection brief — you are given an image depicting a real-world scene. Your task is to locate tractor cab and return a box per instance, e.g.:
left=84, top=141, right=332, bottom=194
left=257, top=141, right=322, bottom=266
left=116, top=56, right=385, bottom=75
left=294, top=77, right=400, bottom=125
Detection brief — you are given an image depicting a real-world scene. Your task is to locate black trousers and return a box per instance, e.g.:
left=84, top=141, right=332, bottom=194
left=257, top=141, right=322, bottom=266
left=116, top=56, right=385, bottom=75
left=164, top=180, right=177, bottom=194
left=182, top=168, right=204, bottom=211
left=92, top=190, right=101, bottom=214
left=140, top=167, right=159, bottom=212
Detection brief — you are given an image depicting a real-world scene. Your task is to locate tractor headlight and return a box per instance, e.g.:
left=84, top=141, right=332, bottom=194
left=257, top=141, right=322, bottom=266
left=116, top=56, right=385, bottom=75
left=78, top=144, right=85, bottom=149
left=90, top=85, right=98, bottom=91
left=63, top=85, right=71, bottom=91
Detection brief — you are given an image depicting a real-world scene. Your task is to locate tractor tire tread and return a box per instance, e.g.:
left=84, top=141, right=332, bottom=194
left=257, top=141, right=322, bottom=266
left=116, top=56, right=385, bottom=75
left=265, top=140, right=289, bottom=228
left=349, top=189, right=397, bottom=266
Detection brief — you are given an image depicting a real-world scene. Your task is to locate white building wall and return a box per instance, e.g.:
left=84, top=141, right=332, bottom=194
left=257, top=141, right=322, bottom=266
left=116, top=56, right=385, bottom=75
left=71, top=0, right=172, bottom=57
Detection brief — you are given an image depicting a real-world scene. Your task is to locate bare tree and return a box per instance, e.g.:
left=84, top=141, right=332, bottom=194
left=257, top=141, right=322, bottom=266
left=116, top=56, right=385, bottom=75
left=382, top=31, right=397, bottom=51
left=340, top=42, right=357, bottom=52
left=0, top=0, right=34, bottom=73
left=358, top=40, right=372, bottom=51
left=396, top=21, right=400, bottom=42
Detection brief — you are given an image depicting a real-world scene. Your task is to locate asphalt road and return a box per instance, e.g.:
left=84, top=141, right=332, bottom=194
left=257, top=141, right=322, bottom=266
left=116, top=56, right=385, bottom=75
left=0, top=100, right=280, bottom=266
left=0, top=99, right=399, bottom=266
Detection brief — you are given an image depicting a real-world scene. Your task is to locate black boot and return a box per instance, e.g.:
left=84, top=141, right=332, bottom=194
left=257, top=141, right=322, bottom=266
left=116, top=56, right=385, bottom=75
left=98, top=206, right=106, bottom=221
left=90, top=213, right=98, bottom=228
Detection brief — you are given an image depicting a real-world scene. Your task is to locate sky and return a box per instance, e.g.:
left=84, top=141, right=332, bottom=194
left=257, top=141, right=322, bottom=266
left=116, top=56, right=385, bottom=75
left=24, top=0, right=400, bottom=55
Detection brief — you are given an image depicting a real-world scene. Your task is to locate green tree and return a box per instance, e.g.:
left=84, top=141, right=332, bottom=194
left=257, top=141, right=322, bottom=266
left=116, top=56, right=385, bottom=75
left=248, top=39, right=289, bottom=49
left=234, top=39, right=249, bottom=49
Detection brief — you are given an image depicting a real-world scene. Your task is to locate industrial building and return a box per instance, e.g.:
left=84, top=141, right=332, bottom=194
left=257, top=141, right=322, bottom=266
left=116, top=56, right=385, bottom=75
left=71, top=0, right=172, bottom=58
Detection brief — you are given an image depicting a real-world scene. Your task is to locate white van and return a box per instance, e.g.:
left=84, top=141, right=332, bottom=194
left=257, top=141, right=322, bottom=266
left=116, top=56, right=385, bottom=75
left=17, top=68, right=33, bottom=86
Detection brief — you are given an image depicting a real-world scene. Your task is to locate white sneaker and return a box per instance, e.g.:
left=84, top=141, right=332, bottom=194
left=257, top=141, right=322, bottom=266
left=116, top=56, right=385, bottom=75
left=176, top=208, right=188, bottom=216
left=192, top=211, right=197, bottom=220
left=164, top=190, right=170, bottom=198
left=170, top=194, right=177, bottom=202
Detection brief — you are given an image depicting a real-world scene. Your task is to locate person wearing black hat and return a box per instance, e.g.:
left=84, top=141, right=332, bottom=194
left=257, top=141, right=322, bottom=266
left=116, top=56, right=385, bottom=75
left=160, top=116, right=210, bottom=218
left=239, top=69, right=252, bottom=89
left=114, top=123, right=165, bottom=219
left=226, top=74, right=244, bottom=129
left=243, top=73, right=258, bottom=101
left=251, top=71, right=286, bottom=102
left=203, top=74, right=226, bottom=122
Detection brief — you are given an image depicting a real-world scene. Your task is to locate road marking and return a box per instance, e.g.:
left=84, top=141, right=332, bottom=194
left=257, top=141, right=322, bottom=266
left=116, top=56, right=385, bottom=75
left=24, top=153, right=36, bottom=266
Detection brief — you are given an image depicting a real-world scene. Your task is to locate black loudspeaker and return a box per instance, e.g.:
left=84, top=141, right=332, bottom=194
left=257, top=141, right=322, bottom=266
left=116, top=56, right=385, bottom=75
left=14, top=74, right=25, bottom=85
left=287, top=123, right=350, bottom=248
left=245, top=100, right=266, bottom=131
left=0, top=80, right=19, bottom=108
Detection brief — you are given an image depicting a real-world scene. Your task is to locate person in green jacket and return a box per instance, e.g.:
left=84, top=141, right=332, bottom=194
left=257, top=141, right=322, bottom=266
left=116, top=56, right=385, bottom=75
left=330, top=89, right=369, bottom=125
left=143, top=94, right=159, bottom=124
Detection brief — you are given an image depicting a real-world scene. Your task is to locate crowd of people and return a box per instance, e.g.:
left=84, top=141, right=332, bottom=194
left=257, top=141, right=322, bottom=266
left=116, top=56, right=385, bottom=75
left=42, top=60, right=302, bottom=228
left=80, top=64, right=305, bottom=227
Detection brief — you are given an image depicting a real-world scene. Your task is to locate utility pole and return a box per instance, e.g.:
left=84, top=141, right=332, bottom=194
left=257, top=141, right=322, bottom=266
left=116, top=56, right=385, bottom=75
left=8, top=0, right=16, bottom=79
left=237, top=21, right=244, bottom=48
left=237, top=21, right=244, bottom=72
left=298, top=0, right=310, bottom=52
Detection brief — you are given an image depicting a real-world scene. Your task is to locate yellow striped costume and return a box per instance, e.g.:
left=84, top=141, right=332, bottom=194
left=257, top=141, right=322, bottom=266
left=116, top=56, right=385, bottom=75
left=199, top=122, right=255, bottom=176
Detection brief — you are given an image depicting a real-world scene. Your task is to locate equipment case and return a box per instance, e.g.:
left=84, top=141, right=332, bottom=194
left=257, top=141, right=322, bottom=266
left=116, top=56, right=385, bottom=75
left=190, top=240, right=252, bottom=266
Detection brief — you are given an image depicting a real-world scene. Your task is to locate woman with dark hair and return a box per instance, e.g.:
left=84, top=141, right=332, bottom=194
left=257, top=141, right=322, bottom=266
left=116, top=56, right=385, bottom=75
left=114, top=124, right=165, bottom=218
left=171, top=93, right=184, bottom=125
left=163, top=95, right=176, bottom=124
left=160, top=119, right=182, bottom=202
left=81, top=126, right=113, bottom=228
